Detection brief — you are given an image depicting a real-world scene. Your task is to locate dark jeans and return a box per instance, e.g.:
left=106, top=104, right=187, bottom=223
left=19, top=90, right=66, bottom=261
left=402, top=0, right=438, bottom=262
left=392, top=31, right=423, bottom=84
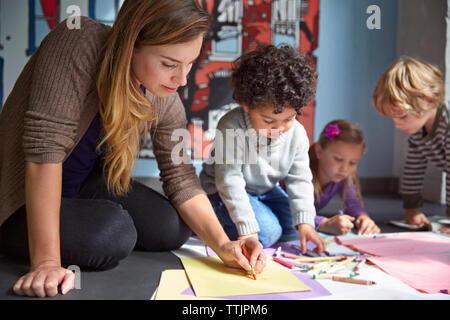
left=0, top=161, right=191, bottom=270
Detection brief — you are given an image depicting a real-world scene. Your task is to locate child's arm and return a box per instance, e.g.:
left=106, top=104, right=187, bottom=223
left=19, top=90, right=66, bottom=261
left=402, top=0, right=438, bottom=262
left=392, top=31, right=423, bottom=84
left=284, top=125, right=325, bottom=253
left=401, top=139, right=429, bottom=224
left=318, top=214, right=355, bottom=235
left=315, top=215, right=326, bottom=231
left=342, top=178, right=380, bottom=234
left=214, top=121, right=260, bottom=238
left=355, top=214, right=380, bottom=235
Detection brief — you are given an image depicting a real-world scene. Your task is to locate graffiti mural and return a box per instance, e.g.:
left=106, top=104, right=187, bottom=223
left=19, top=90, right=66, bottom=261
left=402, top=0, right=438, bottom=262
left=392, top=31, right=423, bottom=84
left=27, top=0, right=60, bottom=56
left=7, top=0, right=320, bottom=160
left=139, top=0, right=320, bottom=159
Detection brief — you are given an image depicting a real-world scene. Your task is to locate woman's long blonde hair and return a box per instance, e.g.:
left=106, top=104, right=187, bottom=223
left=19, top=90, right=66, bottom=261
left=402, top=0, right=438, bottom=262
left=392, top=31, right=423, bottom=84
left=309, top=120, right=366, bottom=207
left=97, top=0, right=211, bottom=195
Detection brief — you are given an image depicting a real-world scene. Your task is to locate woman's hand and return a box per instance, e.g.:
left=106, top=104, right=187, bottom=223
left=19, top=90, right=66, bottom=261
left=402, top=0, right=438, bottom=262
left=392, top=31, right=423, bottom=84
left=297, top=224, right=326, bottom=254
left=405, top=208, right=430, bottom=226
left=216, top=236, right=266, bottom=274
left=355, top=214, right=380, bottom=235
left=318, top=215, right=355, bottom=235
left=13, top=261, right=75, bottom=297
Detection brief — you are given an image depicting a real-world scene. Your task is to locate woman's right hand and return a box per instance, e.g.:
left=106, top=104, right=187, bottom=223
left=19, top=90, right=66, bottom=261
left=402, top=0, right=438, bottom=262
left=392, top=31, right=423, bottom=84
left=13, top=261, right=75, bottom=297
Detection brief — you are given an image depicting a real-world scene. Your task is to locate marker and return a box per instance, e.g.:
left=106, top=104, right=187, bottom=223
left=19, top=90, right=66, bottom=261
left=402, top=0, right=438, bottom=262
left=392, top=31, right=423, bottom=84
left=338, top=210, right=344, bottom=216
left=278, top=257, right=312, bottom=270
left=241, top=244, right=256, bottom=280
left=282, top=253, right=346, bottom=262
left=354, top=258, right=366, bottom=272
left=282, top=253, right=345, bottom=261
left=273, top=246, right=282, bottom=257
left=326, top=257, right=356, bottom=273
left=323, top=239, right=334, bottom=256
left=311, top=261, right=330, bottom=271
left=334, top=236, right=343, bottom=245
left=305, top=249, right=321, bottom=257
left=291, top=244, right=322, bottom=257
left=291, top=244, right=302, bottom=253
left=273, top=256, right=294, bottom=269
left=332, top=276, right=376, bottom=285
left=312, top=271, right=357, bottom=279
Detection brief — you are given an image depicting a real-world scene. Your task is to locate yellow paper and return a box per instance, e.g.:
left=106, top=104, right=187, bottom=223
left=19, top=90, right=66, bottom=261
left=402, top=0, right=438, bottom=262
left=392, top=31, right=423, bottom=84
left=155, top=269, right=222, bottom=300
left=181, top=256, right=311, bottom=297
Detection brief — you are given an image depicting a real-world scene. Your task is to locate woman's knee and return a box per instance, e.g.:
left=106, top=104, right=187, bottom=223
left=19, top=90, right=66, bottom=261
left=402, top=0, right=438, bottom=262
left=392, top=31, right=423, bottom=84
left=134, top=203, right=191, bottom=252
left=60, top=199, right=137, bottom=269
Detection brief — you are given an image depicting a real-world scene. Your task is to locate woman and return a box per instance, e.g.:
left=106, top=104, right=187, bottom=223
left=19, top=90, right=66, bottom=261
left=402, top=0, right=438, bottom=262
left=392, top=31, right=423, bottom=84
left=0, top=0, right=265, bottom=298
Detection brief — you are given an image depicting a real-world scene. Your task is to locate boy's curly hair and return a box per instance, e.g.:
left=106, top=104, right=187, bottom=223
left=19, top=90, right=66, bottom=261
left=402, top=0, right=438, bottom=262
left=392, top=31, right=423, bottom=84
left=231, top=44, right=317, bottom=114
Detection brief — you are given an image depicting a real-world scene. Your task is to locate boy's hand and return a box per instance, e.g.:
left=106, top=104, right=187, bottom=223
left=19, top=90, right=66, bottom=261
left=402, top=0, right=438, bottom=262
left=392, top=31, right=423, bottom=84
left=318, top=215, right=355, bottom=235
left=297, top=224, right=326, bottom=254
left=355, top=214, right=380, bottom=235
left=405, top=208, right=430, bottom=226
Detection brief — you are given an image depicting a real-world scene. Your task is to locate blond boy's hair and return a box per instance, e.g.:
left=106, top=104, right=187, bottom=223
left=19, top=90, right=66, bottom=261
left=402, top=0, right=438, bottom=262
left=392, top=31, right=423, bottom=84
left=372, top=56, right=444, bottom=118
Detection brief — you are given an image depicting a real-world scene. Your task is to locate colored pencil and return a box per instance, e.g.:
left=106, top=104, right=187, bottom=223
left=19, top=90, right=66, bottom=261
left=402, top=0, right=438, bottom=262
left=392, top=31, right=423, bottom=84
left=241, top=244, right=256, bottom=280
left=332, top=276, right=376, bottom=285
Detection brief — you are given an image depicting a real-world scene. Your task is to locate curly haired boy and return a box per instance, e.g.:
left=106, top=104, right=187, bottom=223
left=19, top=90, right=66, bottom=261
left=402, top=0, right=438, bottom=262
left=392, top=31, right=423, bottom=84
left=200, top=44, right=326, bottom=252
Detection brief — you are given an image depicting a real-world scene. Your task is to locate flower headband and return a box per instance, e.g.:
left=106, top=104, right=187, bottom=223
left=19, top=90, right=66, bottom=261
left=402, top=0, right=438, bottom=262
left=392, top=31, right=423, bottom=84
left=325, top=124, right=341, bottom=141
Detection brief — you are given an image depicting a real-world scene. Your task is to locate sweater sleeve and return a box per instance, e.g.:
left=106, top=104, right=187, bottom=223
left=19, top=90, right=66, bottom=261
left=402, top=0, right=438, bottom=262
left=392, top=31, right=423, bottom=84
left=213, top=120, right=260, bottom=236
left=150, top=93, right=205, bottom=207
left=341, top=177, right=367, bottom=218
left=401, top=137, right=427, bottom=209
left=314, top=215, right=326, bottom=231
left=23, top=18, right=106, bottom=163
left=284, top=125, right=316, bottom=228
left=446, top=130, right=450, bottom=216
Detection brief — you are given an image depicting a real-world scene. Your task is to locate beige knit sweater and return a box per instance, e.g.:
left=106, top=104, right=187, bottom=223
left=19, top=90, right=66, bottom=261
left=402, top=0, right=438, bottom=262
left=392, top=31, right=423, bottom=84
left=0, top=17, right=204, bottom=227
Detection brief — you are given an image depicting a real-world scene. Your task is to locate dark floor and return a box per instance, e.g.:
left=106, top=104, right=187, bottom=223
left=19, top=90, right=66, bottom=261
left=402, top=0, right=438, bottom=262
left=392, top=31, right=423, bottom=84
left=0, top=193, right=447, bottom=300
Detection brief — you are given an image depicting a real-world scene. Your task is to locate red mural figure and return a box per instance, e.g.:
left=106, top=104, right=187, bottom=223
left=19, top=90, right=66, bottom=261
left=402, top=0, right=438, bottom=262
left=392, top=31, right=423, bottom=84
left=40, top=0, right=59, bottom=29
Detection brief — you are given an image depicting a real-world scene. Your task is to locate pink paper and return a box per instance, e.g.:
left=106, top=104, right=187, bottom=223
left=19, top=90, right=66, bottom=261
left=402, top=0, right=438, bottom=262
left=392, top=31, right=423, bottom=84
left=340, top=233, right=450, bottom=256
left=340, top=233, right=450, bottom=294
left=368, top=253, right=450, bottom=294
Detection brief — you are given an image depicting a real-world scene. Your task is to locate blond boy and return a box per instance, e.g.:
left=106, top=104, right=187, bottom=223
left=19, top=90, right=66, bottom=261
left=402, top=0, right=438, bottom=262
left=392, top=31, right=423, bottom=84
left=372, top=57, right=449, bottom=232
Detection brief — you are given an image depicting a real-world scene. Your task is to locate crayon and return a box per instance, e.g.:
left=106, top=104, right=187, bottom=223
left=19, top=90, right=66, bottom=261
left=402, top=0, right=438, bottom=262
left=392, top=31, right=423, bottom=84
left=273, top=256, right=294, bottom=269
left=241, top=244, right=256, bottom=280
